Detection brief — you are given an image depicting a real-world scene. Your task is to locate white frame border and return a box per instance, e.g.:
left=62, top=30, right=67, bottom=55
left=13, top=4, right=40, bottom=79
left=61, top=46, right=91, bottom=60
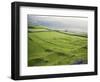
left=20, top=6, right=95, bottom=76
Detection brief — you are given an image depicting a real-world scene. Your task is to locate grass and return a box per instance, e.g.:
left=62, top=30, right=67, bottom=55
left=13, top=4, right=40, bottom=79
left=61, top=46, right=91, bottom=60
left=28, top=26, right=88, bottom=66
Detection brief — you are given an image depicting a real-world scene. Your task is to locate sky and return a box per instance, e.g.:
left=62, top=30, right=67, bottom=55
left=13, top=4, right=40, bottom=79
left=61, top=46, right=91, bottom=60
left=28, top=15, right=88, bottom=33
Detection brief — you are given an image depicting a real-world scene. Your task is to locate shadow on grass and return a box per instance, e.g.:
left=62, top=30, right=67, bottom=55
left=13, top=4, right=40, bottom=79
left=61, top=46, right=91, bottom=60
left=73, top=59, right=87, bottom=64
left=45, top=49, right=68, bottom=56
left=28, top=58, right=48, bottom=66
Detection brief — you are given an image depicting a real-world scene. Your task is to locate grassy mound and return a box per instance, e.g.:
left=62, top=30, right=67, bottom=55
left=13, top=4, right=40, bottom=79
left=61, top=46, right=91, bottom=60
left=28, top=26, right=88, bottom=66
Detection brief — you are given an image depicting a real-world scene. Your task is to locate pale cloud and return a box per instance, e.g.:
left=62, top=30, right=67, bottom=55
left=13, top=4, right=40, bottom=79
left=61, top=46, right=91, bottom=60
left=28, top=15, right=88, bottom=33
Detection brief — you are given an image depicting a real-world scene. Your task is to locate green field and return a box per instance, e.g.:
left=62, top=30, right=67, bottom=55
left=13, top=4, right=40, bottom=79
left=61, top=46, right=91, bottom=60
left=28, top=26, right=88, bottom=66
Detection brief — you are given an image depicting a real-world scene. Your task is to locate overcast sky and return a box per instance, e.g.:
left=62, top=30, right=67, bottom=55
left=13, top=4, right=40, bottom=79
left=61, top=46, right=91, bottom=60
left=28, top=15, right=88, bottom=33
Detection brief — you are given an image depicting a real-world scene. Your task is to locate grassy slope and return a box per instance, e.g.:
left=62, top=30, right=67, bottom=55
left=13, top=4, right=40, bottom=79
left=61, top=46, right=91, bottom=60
left=28, top=26, right=88, bottom=66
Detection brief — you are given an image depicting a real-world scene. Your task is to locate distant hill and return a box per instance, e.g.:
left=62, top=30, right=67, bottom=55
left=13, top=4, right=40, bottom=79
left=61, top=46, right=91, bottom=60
left=28, top=25, right=48, bottom=29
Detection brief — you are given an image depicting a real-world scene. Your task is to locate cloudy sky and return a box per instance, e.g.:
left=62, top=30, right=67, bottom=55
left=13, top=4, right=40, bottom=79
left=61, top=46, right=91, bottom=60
left=28, top=15, right=88, bottom=33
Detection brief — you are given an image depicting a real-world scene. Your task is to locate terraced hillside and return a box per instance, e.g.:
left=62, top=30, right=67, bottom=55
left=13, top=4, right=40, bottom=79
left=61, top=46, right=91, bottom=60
left=28, top=26, right=88, bottom=66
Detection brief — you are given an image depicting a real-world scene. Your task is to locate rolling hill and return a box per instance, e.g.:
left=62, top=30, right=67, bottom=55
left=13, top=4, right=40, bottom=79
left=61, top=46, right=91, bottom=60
left=28, top=26, right=88, bottom=66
